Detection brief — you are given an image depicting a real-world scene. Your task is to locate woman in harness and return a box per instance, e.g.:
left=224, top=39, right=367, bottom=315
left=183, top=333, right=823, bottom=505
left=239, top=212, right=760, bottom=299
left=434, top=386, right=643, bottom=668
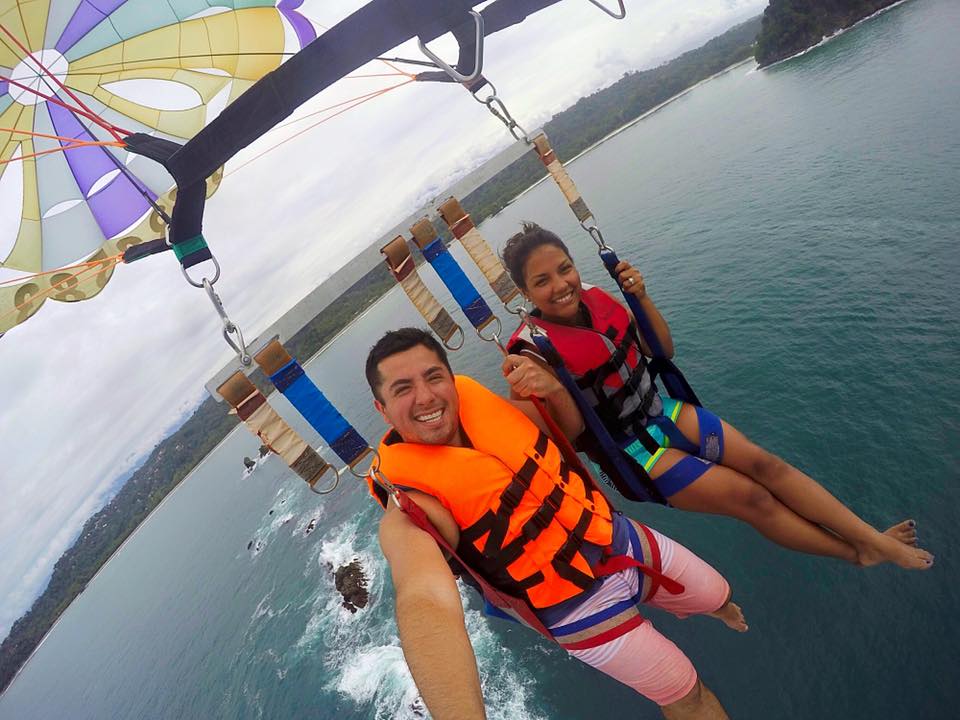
left=503, top=223, right=932, bottom=570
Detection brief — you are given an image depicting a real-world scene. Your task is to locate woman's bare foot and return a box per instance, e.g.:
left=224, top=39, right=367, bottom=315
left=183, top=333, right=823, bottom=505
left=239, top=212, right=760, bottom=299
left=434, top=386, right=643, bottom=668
left=708, top=601, right=748, bottom=632
left=855, top=530, right=933, bottom=570
left=884, top=520, right=918, bottom=546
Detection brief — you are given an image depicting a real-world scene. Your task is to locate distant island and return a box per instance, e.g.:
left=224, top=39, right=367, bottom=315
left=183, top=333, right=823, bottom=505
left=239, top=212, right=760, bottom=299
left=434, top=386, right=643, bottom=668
left=755, top=0, right=906, bottom=67
left=0, top=16, right=768, bottom=694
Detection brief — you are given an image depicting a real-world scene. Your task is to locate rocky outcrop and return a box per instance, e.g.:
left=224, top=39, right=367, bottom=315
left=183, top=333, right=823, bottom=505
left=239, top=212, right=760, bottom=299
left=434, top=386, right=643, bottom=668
left=334, top=560, right=369, bottom=613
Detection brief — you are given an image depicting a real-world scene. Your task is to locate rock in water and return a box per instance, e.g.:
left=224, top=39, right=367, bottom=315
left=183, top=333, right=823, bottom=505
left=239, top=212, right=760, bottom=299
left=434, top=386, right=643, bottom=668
left=334, top=560, right=370, bottom=613
left=243, top=456, right=256, bottom=470
left=259, top=444, right=271, bottom=458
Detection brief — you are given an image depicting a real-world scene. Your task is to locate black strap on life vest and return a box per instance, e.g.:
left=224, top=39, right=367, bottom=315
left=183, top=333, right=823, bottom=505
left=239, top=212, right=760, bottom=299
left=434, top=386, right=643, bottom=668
left=457, top=431, right=605, bottom=602
left=528, top=331, right=667, bottom=504
left=574, top=322, right=658, bottom=434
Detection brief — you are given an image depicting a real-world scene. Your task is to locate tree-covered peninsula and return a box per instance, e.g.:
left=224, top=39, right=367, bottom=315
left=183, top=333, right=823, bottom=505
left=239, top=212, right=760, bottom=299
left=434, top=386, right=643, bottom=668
left=0, top=15, right=762, bottom=695
left=755, top=0, right=905, bottom=67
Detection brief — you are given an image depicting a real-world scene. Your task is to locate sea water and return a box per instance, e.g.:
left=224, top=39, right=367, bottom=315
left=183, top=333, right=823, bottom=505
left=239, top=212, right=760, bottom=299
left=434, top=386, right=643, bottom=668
left=2, top=0, right=958, bottom=717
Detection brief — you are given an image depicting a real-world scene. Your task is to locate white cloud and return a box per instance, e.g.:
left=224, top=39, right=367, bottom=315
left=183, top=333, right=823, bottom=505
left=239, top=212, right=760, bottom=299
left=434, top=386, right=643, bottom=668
left=0, top=0, right=766, bottom=638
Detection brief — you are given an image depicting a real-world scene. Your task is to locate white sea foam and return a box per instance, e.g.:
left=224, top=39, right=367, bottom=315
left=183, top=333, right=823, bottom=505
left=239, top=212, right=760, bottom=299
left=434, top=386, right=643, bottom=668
left=334, top=642, right=423, bottom=720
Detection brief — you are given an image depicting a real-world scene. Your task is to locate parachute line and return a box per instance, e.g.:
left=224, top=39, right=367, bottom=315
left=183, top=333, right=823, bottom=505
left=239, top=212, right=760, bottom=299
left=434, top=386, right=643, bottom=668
left=225, top=78, right=415, bottom=178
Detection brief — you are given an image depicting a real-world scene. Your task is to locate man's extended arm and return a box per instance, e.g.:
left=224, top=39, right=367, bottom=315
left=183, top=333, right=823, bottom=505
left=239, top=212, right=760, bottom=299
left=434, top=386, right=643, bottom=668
left=379, top=496, right=486, bottom=720
left=502, top=353, right=585, bottom=441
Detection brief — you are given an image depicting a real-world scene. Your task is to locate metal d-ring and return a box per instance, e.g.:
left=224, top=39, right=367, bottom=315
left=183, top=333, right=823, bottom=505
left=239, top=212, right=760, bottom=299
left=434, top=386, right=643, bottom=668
left=418, top=10, right=484, bottom=83
left=505, top=294, right=528, bottom=316
left=477, top=314, right=502, bottom=344
left=167, top=225, right=222, bottom=288
left=348, top=447, right=381, bottom=480
left=309, top=463, right=341, bottom=495
left=180, top=255, right=221, bottom=288
left=586, top=0, right=626, bottom=19
left=443, top=325, right=465, bottom=351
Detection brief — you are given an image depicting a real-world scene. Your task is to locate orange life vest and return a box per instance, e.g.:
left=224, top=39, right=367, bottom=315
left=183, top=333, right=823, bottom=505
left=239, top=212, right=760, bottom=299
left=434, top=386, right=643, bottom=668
left=369, top=375, right=614, bottom=609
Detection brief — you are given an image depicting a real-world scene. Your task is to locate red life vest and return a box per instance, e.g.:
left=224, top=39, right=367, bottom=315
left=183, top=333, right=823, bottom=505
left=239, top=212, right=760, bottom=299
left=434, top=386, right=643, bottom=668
left=507, top=285, right=660, bottom=441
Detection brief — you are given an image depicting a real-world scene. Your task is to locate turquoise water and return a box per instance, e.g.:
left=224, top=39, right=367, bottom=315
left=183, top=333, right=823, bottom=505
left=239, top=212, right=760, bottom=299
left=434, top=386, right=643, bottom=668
left=3, top=1, right=959, bottom=717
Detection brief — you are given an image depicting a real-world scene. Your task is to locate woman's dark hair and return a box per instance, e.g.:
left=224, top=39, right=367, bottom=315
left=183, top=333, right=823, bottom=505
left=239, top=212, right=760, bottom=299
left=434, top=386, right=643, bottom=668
left=501, top=222, right=571, bottom=290
left=365, top=327, right=452, bottom=403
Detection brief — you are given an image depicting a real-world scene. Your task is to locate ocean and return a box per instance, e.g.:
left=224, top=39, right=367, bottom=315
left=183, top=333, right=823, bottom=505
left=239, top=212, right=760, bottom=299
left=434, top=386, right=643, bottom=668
left=2, top=0, right=958, bottom=717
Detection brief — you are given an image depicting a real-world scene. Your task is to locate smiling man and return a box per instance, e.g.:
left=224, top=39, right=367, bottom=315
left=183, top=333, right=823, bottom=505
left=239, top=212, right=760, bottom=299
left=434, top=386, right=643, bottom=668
left=364, top=327, right=747, bottom=720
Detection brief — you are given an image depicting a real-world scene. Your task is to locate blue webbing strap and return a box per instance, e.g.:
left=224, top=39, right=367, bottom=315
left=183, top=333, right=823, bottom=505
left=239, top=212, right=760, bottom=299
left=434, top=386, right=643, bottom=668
left=270, top=359, right=369, bottom=466
left=528, top=331, right=666, bottom=505
left=419, top=236, right=494, bottom=330
left=648, top=415, right=699, bottom=456
left=598, top=248, right=701, bottom=406
left=654, top=455, right=712, bottom=497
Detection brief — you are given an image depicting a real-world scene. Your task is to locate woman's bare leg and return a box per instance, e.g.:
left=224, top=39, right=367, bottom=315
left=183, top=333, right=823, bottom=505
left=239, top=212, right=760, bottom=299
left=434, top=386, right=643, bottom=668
left=657, top=450, right=859, bottom=561
left=672, top=405, right=933, bottom=570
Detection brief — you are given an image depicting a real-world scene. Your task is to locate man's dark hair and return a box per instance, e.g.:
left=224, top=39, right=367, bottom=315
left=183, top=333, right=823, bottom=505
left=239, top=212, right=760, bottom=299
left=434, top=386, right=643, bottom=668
left=501, top=221, right=571, bottom=290
left=365, top=327, right=453, bottom=403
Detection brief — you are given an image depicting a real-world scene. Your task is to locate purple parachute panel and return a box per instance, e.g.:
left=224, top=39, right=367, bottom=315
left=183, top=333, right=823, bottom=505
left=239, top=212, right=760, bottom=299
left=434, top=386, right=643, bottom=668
left=56, top=0, right=130, bottom=55
left=278, top=0, right=318, bottom=49
left=46, top=102, right=154, bottom=239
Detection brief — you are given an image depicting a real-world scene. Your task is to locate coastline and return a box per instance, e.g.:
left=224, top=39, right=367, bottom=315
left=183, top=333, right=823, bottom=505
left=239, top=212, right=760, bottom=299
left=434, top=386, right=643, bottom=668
left=511, top=57, right=757, bottom=205
left=760, top=0, right=913, bottom=69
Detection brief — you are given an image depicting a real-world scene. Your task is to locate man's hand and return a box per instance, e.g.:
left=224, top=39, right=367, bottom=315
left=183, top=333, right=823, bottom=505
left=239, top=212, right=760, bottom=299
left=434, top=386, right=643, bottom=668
left=502, top=353, right=563, bottom=399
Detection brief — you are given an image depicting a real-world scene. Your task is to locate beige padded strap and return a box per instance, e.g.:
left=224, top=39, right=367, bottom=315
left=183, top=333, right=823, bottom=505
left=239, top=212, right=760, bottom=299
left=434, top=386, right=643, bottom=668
left=438, top=197, right=520, bottom=305
left=382, top=235, right=461, bottom=344
left=217, top=372, right=331, bottom=488
left=532, top=134, right=592, bottom=223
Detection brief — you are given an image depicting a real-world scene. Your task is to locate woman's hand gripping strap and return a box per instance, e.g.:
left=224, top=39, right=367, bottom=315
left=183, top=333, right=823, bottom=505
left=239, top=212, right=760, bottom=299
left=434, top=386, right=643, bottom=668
left=597, top=248, right=701, bottom=406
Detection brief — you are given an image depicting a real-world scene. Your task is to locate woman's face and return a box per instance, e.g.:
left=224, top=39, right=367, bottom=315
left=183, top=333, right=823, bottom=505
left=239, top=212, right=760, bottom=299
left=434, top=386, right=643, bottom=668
left=522, top=244, right=582, bottom=324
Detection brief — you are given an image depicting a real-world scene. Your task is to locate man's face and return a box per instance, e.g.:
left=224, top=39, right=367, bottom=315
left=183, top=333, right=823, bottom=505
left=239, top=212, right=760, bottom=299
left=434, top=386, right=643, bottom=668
left=373, top=344, right=462, bottom=446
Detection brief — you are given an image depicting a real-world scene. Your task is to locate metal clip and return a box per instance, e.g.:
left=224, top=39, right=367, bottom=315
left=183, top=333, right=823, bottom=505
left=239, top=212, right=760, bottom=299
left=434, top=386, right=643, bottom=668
left=580, top=220, right=610, bottom=251
left=203, top=278, right=251, bottom=366
left=418, top=10, right=484, bottom=83
left=586, top=0, right=626, bottom=19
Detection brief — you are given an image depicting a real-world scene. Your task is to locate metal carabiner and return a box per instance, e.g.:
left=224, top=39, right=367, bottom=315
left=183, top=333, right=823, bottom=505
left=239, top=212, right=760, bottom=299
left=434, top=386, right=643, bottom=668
left=204, top=278, right=252, bottom=366
left=418, top=10, right=484, bottom=84
left=484, top=95, right=531, bottom=144
left=580, top=220, right=610, bottom=251
left=586, top=0, right=626, bottom=19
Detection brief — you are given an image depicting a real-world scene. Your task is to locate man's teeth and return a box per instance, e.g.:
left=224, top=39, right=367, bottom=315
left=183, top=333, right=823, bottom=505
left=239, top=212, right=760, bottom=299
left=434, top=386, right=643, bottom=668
left=416, top=409, right=443, bottom=422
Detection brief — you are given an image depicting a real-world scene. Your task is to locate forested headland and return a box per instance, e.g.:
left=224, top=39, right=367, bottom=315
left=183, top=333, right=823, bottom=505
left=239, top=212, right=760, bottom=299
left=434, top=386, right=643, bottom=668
left=755, top=0, right=904, bottom=66
left=0, top=15, right=762, bottom=694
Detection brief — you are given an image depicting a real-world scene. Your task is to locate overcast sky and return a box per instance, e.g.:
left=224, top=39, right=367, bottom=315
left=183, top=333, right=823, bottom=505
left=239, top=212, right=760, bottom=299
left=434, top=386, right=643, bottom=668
left=0, top=0, right=766, bottom=639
